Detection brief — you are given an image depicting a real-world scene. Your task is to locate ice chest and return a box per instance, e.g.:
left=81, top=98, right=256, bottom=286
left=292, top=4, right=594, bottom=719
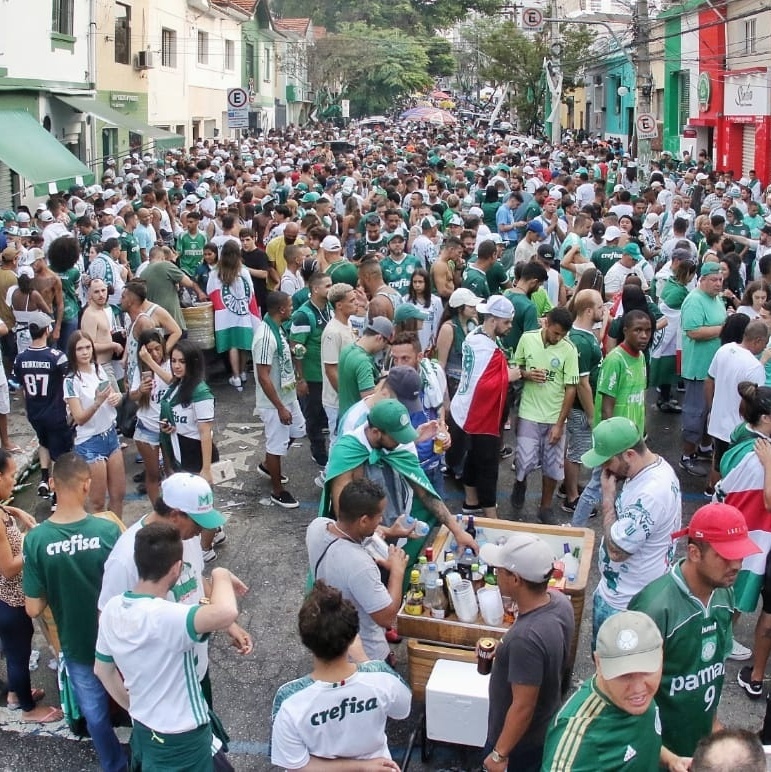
left=426, top=659, right=489, bottom=747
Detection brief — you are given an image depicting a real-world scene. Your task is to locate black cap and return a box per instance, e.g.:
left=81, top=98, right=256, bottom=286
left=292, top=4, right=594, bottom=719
left=762, top=225, right=771, bottom=236
left=537, top=243, right=555, bottom=259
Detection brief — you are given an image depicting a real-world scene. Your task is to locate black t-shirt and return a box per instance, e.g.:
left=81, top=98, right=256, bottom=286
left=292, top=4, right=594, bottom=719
left=242, top=247, right=270, bottom=315
left=13, top=345, right=69, bottom=425
left=486, top=590, right=575, bottom=752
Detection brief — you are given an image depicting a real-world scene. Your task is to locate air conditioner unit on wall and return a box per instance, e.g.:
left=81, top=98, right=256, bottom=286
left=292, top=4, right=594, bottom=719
left=135, top=51, right=155, bottom=70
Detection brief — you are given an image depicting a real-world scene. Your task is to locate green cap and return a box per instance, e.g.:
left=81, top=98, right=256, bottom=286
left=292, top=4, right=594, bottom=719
left=394, top=304, right=428, bottom=323
left=700, top=261, right=720, bottom=277
left=368, top=398, right=418, bottom=444
left=385, top=231, right=405, bottom=243
left=622, top=242, right=643, bottom=261
left=2, top=211, right=15, bottom=223
left=580, top=417, right=642, bottom=468
left=295, top=182, right=309, bottom=192
left=301, top=192, right=320, bottom=204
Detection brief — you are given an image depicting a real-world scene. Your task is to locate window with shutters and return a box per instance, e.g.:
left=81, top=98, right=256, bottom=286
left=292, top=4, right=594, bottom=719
left=745, top=19, right=757, bottom=55
left=678, top=71, right=690, bottom=133
left=162, top=28, right=177, bottom=68
left=225, top=40, right=235, bottom=71
left=52, top=0, right=74, bottom=35
left=198, top=31, right=209, bottom=65
left=114, top=4, right=131, bottom=65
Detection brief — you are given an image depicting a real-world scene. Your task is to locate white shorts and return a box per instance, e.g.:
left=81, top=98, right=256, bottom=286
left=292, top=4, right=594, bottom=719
left=0, top=382, right=8, bottom=415
left=259, top=401, right=306, bottom=456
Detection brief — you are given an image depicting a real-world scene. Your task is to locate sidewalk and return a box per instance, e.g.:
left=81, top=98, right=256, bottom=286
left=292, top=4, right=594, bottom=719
left=6, top=387, right=39, bottom=490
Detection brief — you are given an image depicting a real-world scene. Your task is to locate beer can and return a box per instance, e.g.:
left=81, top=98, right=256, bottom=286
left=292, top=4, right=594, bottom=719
left=476, top=637, right=496, bottom=675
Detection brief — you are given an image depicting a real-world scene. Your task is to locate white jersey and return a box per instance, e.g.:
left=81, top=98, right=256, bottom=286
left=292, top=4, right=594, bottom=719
left=597, top=457, right=682, bottom=611
left=97, top=516, right=208, bottom=679
left=271, top=661, right=411, bottom=769
left=96, top=594, right=209, bottom=733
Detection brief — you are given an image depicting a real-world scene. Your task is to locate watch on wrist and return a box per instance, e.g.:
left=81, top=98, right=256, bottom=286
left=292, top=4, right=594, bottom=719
left=491, top=749, right=507, bottom=763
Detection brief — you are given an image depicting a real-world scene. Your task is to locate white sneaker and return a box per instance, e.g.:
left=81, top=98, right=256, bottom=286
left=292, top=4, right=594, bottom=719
left=729, top=639, right=753, bottom=661
left=239, top=371, right=247, bottom=382
left=314, top=473, right=326, bottom=489
left=228, top=375, right=243, bottom=392
left=202, top=549, right=217, bottom=563
left=212, top=528, right=226, bottom=547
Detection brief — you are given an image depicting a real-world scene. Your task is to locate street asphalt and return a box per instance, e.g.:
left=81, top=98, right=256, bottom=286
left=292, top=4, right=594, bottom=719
left=0, top=363, right=768, bottom=771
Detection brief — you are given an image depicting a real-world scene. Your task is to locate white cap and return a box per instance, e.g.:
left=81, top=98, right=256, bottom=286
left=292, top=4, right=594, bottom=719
left=477, top=294, right=514, bottom=319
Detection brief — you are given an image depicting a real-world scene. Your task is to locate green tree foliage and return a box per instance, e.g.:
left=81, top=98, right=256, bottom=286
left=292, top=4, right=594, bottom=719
left=307, top=24, right=433, bottom=117
left=425, top=37, right=456, bottom=79
left=472, top=20, right=594, bottom=131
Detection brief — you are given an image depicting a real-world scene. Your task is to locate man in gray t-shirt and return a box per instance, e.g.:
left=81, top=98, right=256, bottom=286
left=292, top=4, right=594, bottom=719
left=305, top=478, right=408, bottom=662
left=479, top=533, right=575, bottom=772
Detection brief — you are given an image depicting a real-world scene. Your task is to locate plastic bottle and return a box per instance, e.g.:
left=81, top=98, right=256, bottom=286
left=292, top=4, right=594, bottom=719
left=416, top=556, right=429, bottom=591
left=562, top=542, right=580, bottom=582
left=458, top=547, right=476, bottom=580
left=404, top=515, right=430, bottom=537
left=424, top=563, right=438, bottom=609
left=443, top=569, right=460, bottom=612
left=429, top=578, right=448, bottom=619
left=470, top=562, right=485, bottom=592
left=404, top=570, right=425, bottom=615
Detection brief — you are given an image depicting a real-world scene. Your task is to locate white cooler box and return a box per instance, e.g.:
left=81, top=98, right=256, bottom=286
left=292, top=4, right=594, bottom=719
left=425, top=658, right=490, bottom=748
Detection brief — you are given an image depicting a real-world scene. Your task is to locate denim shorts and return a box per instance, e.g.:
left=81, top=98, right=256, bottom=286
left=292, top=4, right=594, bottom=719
left=134, top=419, right=160, bottom=446
left=75, top=426, right=120, bottom=463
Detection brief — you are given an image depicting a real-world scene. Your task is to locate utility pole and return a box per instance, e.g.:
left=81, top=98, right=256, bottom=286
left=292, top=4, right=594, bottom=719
left=547, top=4, right=562, bottom=145
left=633, top=0, right=653, bottom=171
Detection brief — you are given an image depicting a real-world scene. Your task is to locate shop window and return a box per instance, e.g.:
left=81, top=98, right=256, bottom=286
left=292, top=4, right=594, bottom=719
left=114, top=4, right=131, bottom=65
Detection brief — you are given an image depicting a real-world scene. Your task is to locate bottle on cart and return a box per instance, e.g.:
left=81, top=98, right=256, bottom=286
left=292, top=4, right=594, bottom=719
left=429, top=578, right=448, bottom=619
left=416, top=556, right=429, bottom=591
left=465, top=515, right=477, bottom=540
left=562, top=543, right=579, bottom=583
left=458, top=547, right=476, bottom=580
left=424, top=563, right=438, bottom=609
left=470, top=562, right=485, bottom=592
left=443, top=569, right=460, bottom=613
left=404, top=570, right=425, bottom=615
left=404, top=515, right=430, bottom=537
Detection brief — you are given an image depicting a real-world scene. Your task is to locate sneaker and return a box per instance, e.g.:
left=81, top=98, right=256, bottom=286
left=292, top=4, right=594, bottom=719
left=134, top=453, right=143, bottom=464
left=239, top=371, right=247, bottom=383
left=202, top=549, right=217, bottom=563
left=228, top=375, right=243, bottom=392
left=314, top=474, right=326, bottom=489
left=256, top=463, right=288, bottom=485
left=49, top=492, right=57, bottom=513
left=133, top=470, right=146, bottom=483
left=679, top=454, right=707, bottom=477
left=271, top=490, right=299, bottom=509
left=212, top=528, right=226, bottom=547
left=385, top=627, right=402, bottom=644
left=311, top=454, right=328, bottom=467
left=37, top=481, right=50, bottom=498
left=500, top=445, right=514, bottom=460
left=703, top=485, right=715, bottom=499
left=557, top=483, right=583, bottom=499
left=677, top=380, right=686, bottom=393
left=537, top=508, right=559, bottom=526
left=561, top=497, right=579, bottom=514
left=738, top=666, right=764, bottom=698
left=696, top=445, right=714, bottom=460
left=510, top=479, right=527, bottom=509
left=289, top=440, right=303, bottom=449
left=462, top=502, right=483, bottom=515
left=730, top=639, right=753, bottom=661
left=657, top=400, right=682, bottom=414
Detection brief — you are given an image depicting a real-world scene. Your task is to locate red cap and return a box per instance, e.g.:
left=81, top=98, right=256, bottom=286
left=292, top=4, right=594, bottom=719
left=671, top=503, right=761, bottom=560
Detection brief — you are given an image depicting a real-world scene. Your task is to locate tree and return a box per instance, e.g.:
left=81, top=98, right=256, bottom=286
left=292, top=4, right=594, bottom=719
left=471, top=19, right=594, bottom=132
left=425, top=37, right=456, bottom=79
left=307, top=24, right=433, bottom=117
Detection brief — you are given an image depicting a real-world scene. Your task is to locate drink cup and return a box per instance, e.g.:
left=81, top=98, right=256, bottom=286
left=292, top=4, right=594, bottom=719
left=477, top=586, right=504, bottom=626
left=450, top=579, right=478, bottom=622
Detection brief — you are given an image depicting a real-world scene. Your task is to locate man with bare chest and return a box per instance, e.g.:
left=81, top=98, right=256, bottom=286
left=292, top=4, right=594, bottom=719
left=80, top=280, right=123, bottom=386
left=29, top=249, right=64, bottom=344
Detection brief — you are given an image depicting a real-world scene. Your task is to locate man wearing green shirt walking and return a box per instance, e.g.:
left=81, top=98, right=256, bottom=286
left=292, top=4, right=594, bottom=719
left=542, top=610, right=664, bottom=772
left=679, top=262, right=727, bottom=476
left=119, top=210, right=142, bottom=273
left=176, top=212, right=206, bottom=278
left=380, top=233, right=421, bottom=297
left=462, top=239, right=496, bottom=300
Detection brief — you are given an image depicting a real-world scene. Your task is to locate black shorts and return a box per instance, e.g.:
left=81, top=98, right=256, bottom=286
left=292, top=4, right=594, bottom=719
left=761, top=550, right=771, bottom=614
left=31, top=420, right=75, bottom=461
left=712, top=437, right=730, bottom=473
left=175, top=434, right=219, bottom=474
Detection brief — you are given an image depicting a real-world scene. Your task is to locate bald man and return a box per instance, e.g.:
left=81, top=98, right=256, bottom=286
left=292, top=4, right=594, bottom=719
left=266, top=221, right=302, bottom=290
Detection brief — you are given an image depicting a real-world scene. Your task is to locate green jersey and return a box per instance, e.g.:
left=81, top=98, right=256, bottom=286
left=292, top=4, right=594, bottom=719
left=176, top=232, right=206, bottom=277
left=568, top=326, right=602, bottom=403
left=289, top=300, right=331, bottom=383
left=337, top=343, right=380, bottom=416
left=461, top=264, right=490, bottom=299
left=486, top=260, right=509, bottom=295
left=514, top=329, right=579, bottom=424
left=57, top=266, right=81, bottom=323
left=628, top=562, right=734, bottom=757
left=591, top=246, right=624, bottom=277
left=594, top=344, right=646, bottom=433
left=380, top=254, right=422, bottom=296
left=120, top=231, right=142, bottom=273
left=502, top=290, right=539, bottom=353
left=541, top=676, right=661, bottom=771
left=325, top=259, right=359, bottom=288
left=23, top=516, right=121, bottom=665
left=680, top=289, right=726, bottom=381
left=354, top=236, right=387, bottom=261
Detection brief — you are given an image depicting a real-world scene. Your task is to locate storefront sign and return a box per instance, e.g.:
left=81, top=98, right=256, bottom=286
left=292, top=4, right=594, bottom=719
left=723, top=71, right=770, bottom=117
left=697, top=72, right=711, bottom=111
left=109, top=93, right=140, bottom=113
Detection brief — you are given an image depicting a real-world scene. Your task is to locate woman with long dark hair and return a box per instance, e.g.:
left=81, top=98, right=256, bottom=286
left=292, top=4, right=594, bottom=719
left=47, top=236, right=82, bottom=351
left=405, top=268, right=442, bottom=354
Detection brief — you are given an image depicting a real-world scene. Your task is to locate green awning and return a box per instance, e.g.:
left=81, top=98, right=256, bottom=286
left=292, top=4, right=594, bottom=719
left=0, top=110, right=95, bottom=196
left=57, top=95, right=184, bottom=150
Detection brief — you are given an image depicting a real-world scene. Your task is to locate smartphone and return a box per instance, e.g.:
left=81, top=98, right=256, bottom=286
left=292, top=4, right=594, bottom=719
left=96, top=380, right=111, bottom=394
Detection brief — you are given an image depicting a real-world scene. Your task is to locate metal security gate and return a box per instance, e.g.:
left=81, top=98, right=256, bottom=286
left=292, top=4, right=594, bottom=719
left=0, top=162, right=13, bottom=211
left=742, top=124, right=756, bottom=177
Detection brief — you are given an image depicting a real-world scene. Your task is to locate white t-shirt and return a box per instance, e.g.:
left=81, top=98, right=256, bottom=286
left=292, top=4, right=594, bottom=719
left=707, top=342, right=765, bottom=442
left=97, top=515, right=208, bottom=678
left=406, top=295, right=443, bottom=353
left=604, top=261, right=649, bottom=295
left=64, top=366, right=117, bottom=442
left=321, top=317, right=355, bottom=409
left=96, top=595, right=209, bottom=733
left=597, top=457, right=682, bottom=610
left=130, top=361, right=171, bottom=431
left=271, top=662, right=411, bottom=769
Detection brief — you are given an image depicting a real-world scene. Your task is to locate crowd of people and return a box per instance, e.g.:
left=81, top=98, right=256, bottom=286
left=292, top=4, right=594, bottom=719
left=1, top=120, right=771, bottom=770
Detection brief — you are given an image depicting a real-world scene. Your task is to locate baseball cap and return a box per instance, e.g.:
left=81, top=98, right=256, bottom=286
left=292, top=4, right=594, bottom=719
left=384, top=367, right=422, bottom=412
left=604, top=225, right=622, bottom=241
left=1, top=246, right=19, bottom=262
left=16, top=212, right=31, bottom=224
left=595, top=611, right=663, bottom=680
left=26, top=311, right=53, bottom=333
left=536, top=243, right=555, bottom=261
left=580, top=417, right=642, bottom=468
left=21, top=248, right=45, bottom=267
left=394, top=304, right=428, bottom=324
left=477, top=294, right=514, bottom=319
left=385, top=231, right=405, bottom=243
left=449, top=288, right=482, bottom=308
left=364, top=212, right=380, bottom=225
left=38, top=210, right=54, bottom=223
left=671, top=503, right=761, bottom=560
left=421, top=216, right=438, bottom=230
left=448, top=214, right=464, bottom=227
left=480, top=533, right=555, bottom=582
left=622, top=242, right=643, bottom=261
left=184, top=194, right=198, bottom=205
left=364, top=316, right=394, bottom=341
left=368, top=398, right=418, bottom=444
left=762, top=224, right=771, bottom=236
left=700, top=262, right=721, bottom=277
left=715, top=181, right=726, bottom=189
left=526, top=221, right=545, bottom=236
left=161, top=473, right=225, bottom=529
left=320, top=235, right=341, bottom=251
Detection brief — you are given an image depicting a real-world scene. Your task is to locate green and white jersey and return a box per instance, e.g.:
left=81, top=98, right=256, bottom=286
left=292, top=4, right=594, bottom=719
left=594, top=344, right=646, bottom=433
left=96, top=595, right=209, bottom=733
left=628, top=561, right=734, bottom=758
left=541, top=676, right=661, bottom=771
left=176, top=232, right=206, bottom=277
left=380, top=253, right=422, bottom=296
left=568, top=326, right=602, bottom=402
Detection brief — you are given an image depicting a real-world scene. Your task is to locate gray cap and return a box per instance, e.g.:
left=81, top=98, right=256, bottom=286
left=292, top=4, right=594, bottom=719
left=364, top=316, right=394, bottom=341
left=27, top=311, right=53, bottom=334
left=384, top=366, right=421, bottom=412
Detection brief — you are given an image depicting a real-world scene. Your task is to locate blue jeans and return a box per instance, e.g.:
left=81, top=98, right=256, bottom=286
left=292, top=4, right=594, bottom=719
left=592, top=590, right=621, bottom=652
left=0, top=599, right=34, bottom=710
left=571, top=466, right=603, bottom=526
left=65, top=659, right=127, bottom=772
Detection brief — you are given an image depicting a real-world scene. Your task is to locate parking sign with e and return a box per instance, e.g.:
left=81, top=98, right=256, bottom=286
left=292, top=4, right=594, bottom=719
left=227, top=88, right=248, bottom=109
left=521, top=7, right=544, bottom=31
